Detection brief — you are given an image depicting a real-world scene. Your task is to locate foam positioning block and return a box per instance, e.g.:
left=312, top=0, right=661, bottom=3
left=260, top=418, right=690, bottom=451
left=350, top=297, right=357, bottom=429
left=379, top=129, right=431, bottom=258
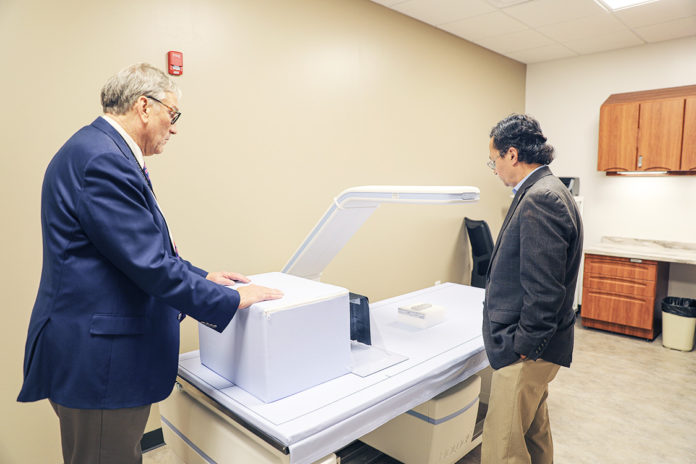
left=397, top=303, right=445, bottom=329
left=199, top=272, right=350, bottom=403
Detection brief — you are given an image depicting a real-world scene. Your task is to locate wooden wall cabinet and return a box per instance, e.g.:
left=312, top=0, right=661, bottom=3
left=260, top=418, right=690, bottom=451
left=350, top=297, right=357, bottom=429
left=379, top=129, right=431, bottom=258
left=598, top=85, right=696, bottom=173
left=598, top=102, right=639, bottom=171
left=682, top=96, right=696, bottom=171
left=581, top=253, right=668, bottom=340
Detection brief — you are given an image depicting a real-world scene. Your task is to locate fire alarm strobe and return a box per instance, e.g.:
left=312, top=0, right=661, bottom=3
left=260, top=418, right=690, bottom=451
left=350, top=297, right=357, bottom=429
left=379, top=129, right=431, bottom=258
left=168, top=51, right=183, bottom=76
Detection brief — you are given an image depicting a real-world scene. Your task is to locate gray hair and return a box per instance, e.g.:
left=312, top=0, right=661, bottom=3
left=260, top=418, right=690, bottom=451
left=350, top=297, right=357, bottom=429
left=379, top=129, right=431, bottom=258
left=100, top=63, right=180, bottom=115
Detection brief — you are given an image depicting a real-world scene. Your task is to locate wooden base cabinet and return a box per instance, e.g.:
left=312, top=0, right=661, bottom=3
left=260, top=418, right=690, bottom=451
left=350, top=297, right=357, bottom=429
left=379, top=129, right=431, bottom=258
left=581, top=254, right=668, bottom=340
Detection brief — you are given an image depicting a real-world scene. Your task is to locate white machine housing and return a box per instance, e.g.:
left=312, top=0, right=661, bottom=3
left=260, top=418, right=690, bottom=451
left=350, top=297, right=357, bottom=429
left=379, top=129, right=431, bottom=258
left=199, top=272, right=350, bottom=403
left=361, top=373, right=482, bottom=464
left=283, top=185, right=480, bottom=281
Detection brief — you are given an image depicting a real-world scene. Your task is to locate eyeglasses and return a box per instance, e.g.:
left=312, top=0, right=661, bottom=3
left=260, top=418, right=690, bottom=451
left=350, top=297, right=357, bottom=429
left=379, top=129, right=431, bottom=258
left=487, top=150, right=510, bottom=170
left=146, top=96, right=181, bottom=124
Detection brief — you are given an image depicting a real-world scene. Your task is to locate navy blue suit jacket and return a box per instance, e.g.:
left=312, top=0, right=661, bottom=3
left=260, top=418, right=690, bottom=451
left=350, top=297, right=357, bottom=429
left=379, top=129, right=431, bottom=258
left=483, top=166, right=583, bottom=370
left=18, top=117, right=239, bottom=409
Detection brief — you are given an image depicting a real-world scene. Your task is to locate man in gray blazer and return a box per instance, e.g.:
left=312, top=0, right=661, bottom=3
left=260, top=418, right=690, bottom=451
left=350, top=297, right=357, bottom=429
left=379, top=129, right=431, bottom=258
left=481, top=114, right=583, bottom=464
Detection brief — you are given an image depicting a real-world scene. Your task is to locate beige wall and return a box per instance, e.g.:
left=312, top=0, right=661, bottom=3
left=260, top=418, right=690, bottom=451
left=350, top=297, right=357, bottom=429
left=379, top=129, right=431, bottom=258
left=525, top=36, right=696, bottom=299
left=0, top=0, right=524, bottom=461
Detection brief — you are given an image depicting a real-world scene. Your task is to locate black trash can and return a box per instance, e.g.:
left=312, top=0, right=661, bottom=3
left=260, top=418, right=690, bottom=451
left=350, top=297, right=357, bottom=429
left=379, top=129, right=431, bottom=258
left=661, top=297, right=696, bottom=351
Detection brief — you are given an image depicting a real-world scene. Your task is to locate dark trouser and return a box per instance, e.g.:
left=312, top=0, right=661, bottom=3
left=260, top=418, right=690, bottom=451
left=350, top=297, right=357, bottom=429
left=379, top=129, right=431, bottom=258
left=50, top=400, right=151, bottom=464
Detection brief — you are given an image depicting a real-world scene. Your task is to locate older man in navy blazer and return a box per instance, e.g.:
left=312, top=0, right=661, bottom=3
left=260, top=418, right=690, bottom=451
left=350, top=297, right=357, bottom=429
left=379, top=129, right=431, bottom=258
left=18, top=63, right=283, bottom=464
left=481, top=114, right=583, bottom=464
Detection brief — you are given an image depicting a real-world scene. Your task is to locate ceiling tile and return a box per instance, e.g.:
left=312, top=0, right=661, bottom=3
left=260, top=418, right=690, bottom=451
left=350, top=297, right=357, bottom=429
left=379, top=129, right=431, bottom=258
left=503, top=0, right=606, bottom=28
left=563, top=29, right=644, bottom=54
left=369, top=0, right=696, bottom=64
left=392, top=0, right=495, bottom=26
left=505, top=43, right=578, bottom=63
left=475, top=29, right=555, bottom=53
left=634, top=15, right=696, bottom=42
left=537, top=13, right=629, bottom=42
left=439, top=11, right=530, bottom=41
left=370, top=0, right=411, bottom=6
left=614, top=0, right=696, bottom=28
left=485, top=0, right=535, bottom=7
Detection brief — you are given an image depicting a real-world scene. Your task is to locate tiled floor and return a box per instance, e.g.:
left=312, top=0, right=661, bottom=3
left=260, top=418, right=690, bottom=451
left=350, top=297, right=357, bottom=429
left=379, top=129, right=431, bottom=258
left=145, top=320, right=696, bottom=463
left=143, top=445, right=182, bottom=464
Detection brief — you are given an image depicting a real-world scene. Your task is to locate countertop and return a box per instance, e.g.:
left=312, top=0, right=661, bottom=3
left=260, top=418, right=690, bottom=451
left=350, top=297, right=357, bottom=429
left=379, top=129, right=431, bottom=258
left=584, top=237, right=696, bottom=265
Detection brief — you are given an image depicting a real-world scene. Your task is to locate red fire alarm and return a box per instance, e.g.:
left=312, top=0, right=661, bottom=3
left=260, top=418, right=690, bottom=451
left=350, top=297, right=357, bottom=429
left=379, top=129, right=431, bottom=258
left=168, top=51, right=183, bottom=76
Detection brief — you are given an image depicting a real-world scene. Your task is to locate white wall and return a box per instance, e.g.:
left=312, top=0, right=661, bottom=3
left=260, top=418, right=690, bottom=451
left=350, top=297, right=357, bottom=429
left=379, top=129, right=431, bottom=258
left=526, top=36, right=696, bottom=297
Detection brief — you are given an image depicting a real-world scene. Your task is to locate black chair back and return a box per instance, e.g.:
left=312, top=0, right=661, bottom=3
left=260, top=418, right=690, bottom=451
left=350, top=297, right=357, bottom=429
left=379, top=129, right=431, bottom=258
left=464, top=217, right=494, bottom=289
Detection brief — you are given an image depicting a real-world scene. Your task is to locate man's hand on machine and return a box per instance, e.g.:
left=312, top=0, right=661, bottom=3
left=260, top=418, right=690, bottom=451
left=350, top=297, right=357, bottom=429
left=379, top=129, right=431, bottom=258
left=237, top=284, right=284, bottom=309
left=206, top=271, right=251, bottom=286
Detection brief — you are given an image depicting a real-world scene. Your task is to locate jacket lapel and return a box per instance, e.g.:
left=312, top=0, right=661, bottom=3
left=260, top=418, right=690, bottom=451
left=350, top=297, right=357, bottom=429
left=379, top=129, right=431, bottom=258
left=90, top=117, right=177, bottom=256
left=487, top=165, right=553, bottom=277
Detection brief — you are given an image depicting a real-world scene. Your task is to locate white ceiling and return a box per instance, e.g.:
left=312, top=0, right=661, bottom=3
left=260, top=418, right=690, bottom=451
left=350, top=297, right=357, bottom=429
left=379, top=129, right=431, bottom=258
left=369, top=0, right=696, bottom=63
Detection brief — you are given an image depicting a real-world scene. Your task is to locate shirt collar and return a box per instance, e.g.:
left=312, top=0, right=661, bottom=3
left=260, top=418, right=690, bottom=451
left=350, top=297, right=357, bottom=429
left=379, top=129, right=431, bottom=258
left=101, top=115, right=145, bottom=169
left=512, top=165, right=544, bottom=194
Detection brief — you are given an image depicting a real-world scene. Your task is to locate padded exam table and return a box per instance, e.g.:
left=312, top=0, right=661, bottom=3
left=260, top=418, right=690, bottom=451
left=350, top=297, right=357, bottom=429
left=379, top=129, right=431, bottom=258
left=160, top=283, right=487, bottom=464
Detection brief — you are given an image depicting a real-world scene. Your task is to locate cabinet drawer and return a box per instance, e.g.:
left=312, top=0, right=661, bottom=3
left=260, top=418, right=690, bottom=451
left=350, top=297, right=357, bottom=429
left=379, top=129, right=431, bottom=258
left=581, top=291, right=654, bottom=330
left=584, top=254, right=657, bottom=282
left=582, top=273, right=656, bottom=297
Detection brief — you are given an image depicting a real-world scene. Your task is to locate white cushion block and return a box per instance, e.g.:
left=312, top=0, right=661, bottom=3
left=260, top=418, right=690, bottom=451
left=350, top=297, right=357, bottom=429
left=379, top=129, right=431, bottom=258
left=397, top=303, right=445, bottom=329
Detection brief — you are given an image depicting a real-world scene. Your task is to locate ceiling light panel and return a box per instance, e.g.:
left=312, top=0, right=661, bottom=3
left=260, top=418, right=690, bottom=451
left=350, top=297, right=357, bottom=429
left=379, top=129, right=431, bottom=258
left=594, top=0, right=659, bottom=11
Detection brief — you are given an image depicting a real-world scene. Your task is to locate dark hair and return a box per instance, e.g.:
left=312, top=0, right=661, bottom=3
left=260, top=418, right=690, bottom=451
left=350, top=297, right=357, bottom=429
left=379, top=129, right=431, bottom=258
left=489, top=114, right=554, bottom=165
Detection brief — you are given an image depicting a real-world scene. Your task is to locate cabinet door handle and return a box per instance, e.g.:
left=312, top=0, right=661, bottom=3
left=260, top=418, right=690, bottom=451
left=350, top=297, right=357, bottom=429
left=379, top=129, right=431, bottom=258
left=630, top=258, right=643, bottom=263
left=638, top=155, right=643, bottom=168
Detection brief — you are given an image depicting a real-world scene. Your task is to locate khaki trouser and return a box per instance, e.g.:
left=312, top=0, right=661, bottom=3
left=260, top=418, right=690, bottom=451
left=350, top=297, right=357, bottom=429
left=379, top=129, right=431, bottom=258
left=481, top=359, right=560, bottom=464
left=50, top=400, right=151, bottom=464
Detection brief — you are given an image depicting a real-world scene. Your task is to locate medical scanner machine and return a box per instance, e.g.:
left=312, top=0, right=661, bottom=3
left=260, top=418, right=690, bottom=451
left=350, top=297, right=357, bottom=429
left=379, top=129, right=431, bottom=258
left=159, top=186, right=490, bottom=464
